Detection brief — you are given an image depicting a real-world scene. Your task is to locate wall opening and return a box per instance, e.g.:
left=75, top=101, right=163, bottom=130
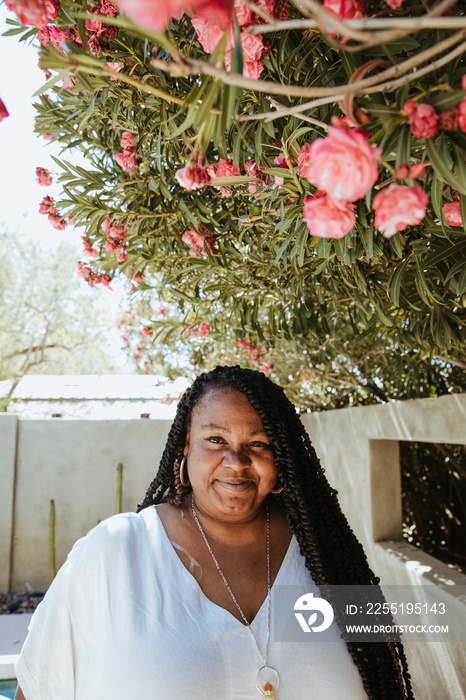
left=400, top=441, right=466, bottom=575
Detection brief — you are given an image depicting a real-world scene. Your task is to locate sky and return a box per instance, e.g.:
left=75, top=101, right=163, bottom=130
left=0, top=4, right=131, bottom=370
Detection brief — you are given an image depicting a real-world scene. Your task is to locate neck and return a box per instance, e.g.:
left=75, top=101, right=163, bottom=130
left=190, top=496, right=268, bottom=547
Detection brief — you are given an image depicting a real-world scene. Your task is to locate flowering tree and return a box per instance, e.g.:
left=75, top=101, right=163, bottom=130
left=0, top=227, right=117, bottom=411
left=2, top=0, right=466, bottom=407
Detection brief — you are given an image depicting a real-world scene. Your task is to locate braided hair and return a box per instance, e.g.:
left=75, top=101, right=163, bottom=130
left=138, top=365, right=414, bottom=699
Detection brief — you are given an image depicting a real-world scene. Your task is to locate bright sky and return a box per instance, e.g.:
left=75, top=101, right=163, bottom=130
left=0, top=4, right=132, bottom=370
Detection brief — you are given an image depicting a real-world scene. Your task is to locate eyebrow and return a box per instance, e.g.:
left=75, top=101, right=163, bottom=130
left=200, top=422, right=268, bottom=436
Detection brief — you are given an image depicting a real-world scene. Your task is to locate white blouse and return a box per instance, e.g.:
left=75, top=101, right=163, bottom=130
left=16, top=507, right=368, bottom=699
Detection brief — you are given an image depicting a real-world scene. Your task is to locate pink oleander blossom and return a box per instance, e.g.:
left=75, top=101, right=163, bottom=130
left=303, top=195, right=355, bottom=239
left=4, top=0, right=48, bottom=26
left=117, top=0, right=233, bottom=32
left=372, top=185, right=428, bottom=237
left=297, top=142, right=312, bottom=177
left=175, top=163, right=211, bottom=191
left=81, top=236, right=98, bottom=257
left=458, top=98, right=466, bottom=132
left=44, top=0, right=59, bottom=19
left=48, top=213, right=67, bottom=230
left=301, top=127, right=381, bottom=202
left=39, top=195, right=56, bottom=214
left=198, top=322, right=211, bottom=336
left=234, top=0, right=252, bottom=25
left=402, top=101, right=439, bottom=139
left=208, top=158, right=239, bottom=196
left=323, top=0, right=361, bottom=19
left=439, top=107, right=459, bottom=131
left=384, top=0, right=403, bottom=8
left=36, top=167, right=52, bottom=186
left=443, top=201, right=462, bottom=227
left=120, top=131, right=135, bottom=150
left=114, top=151, right=139, bottom=175
left=0, top=99, right=9, bottom=122
left=182, top=228, right=216, bottom=256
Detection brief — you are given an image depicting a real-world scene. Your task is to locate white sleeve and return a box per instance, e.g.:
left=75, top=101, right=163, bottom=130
left=14, top=526, right=100, bottom=700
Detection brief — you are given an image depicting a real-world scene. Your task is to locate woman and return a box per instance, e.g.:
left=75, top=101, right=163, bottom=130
left=15, top=365, right=414, bottom=699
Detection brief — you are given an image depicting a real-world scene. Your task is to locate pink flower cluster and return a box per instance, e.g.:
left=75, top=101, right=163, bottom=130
left=4, top=0, right=59, bottom=27
left=175, top=151, right=211, bottom=191
left=323, top=0, right=363, bottom=43
left=401, top=92, right=466, bottom=138
left=81, top=236, right=98, bottom=257
left=114, top=131, right=139, bottom=176
left=207, top=158, right=239, bottom=195
left=238, top=337, right=265, bottom=365
left=182, top=228, right=216, bottom=256
left=76, top=262, right=112, bottom=287
left=443, top=201, right=463, bottom=227
left=102, top=218, right=128, bottom=262
left=36, top=166, right=52, bottom=186
left=299, top=126, right=381, bottom=239
left=37, top=0, right=117, bottom=58
left=0, top=98, right=9, bottom=122
left=38, top=195, right=68, bottom=230
left=190, top=322, right=211, bottom=336
left=372, top=186, right=428, bottom=238
left=117, top=0, right=233, bottom=33
left=191, top=9, right=267, bottom=79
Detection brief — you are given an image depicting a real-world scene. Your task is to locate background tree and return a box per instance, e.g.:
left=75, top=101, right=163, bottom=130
left=0, top=227, right=118, bottom=410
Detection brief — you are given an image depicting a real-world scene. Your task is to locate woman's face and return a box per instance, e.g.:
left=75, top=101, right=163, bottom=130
left=183, top=387, right=277, bottom=523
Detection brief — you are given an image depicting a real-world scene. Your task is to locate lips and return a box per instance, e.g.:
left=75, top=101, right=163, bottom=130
left=216, top=480, right=253, bottom=492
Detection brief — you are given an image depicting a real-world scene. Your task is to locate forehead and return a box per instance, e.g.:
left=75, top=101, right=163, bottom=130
left=190, top=387, right=265, bottom=430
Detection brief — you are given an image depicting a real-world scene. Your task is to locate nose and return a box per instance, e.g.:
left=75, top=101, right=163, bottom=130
left=222, top=447, right=251, bottom=469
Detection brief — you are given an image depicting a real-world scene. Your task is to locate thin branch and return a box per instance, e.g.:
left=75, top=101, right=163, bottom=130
left=152, top=29, right=466, bottom=101
left=248, top=17, right=466, bottom=35
left=437, top=355, right=466, bottom=370
left=238, top=32, right=466, bottom=122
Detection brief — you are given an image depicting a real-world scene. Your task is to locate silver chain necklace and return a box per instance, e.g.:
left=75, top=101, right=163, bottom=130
left=191, top=494, right=280, bottom=698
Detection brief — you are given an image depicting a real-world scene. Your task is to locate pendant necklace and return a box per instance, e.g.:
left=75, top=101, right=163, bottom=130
left=191, top=494, right=280, bottom=698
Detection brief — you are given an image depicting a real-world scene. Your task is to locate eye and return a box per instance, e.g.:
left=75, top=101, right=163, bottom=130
left=249, top=441, right=271, bottom=449
left=206, top=436, right=226, bottom=444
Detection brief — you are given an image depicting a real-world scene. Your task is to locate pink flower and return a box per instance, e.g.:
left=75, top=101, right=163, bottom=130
left=260, top=363, right=274, bottom=374
left=44, top=0, right=59, bottom=19
left=39, top=195, right=57, bottom=214
left=0, top=98, right=9, bottom=122
left=115, top=151, right=139, bottom=175
left=439, top=107, right=459, bottom=131
left=107, top=61, right=124, bottom=78
left=372, top=185, right=428, bottom=237
left=182, top=229, right=216, bottom=256
left=191, top=14, right=229, bottom=54
left=297, top=142, right=312, bottom=177
left=48, top=213, right=67, bottom=230
left=116, top=247, right=128, bottom=262
left=36, top=166, right=52, bottom=186
left=272, top=176, right=284, bottom=189
left=301, top=127, right=381, bottom=201
left=303, top=196, right=355, bottom=239
left=175, top=163, right=211, bottom=190
left=81, top=236, right=98, bottom=257
left=117, top=0, right=233, bottom=32
left=198, top=322, right=211, bottom=336
left=408, top=162, right=425, bottom=179
left=443, top=201, right=462, bottom=227
left=324, top=0, right=360, bottom=18
left=234, top=0, right=252, bottom=25
left=120, top=131, right=135, bottom=150
left=384, top=0, right=403, bottom=8
left=4, top=0, right=48, bottom=26
left=100, top=0, right=119, bottom=16
left=48, top=25, right=74, bottom=47
left=458, top=98, right=466, bottom=132
left=209, top=158, right=239, bottom=195
left=240, top=32, right=265, bottom=77
left=403, top=102, right=439, bottom=139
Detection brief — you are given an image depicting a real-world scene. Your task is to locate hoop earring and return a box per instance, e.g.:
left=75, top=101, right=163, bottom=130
left=179, top=457, right=190, bottom=487
left=271, top=483, right=283, bottom=494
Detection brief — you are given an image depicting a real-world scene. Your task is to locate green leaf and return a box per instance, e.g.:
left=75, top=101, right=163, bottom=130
left=426, top=138, right=466, bottom=195
left=389, top=256, right=410, bottom=306
left=423, top=239, right=466, bottom=268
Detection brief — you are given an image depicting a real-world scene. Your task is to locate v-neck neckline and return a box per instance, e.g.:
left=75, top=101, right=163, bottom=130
left=151, top=506, right=295, bottom=628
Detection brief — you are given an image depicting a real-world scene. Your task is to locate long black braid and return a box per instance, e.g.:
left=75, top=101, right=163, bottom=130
left=138, top=366, right=414, bottom=700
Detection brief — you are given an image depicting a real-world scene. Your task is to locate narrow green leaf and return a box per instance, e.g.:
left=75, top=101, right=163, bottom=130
left=426, top=138, right=466, bottom=195
left=389, top=256, right=410, bottom=306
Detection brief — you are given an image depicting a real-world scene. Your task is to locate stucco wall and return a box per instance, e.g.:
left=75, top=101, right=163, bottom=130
left=1, top=394, right=465, bottom=698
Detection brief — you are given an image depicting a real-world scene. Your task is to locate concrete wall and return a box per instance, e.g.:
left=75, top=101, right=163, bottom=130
left=1, top=394, right=465, bottom=698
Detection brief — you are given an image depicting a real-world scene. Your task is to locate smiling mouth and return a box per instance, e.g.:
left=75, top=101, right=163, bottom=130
left=216, top=480, right=254, bottom=492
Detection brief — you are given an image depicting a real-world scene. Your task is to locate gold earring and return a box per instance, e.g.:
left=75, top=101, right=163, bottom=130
left=179, top=457, right=190, bottom=487
left=271, top=483, right=283, bottom=494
